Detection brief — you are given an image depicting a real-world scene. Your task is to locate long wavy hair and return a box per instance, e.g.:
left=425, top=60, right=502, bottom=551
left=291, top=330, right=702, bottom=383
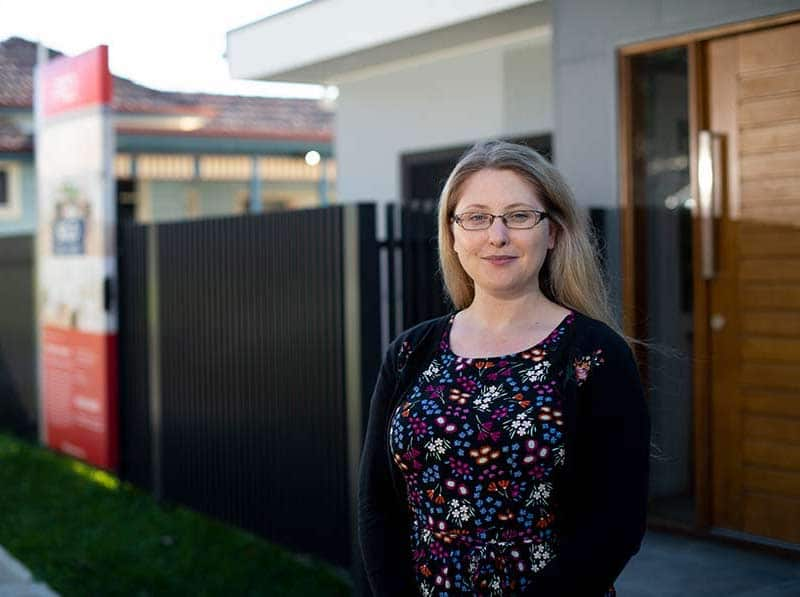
left=437, top=140, right=618, bottom=332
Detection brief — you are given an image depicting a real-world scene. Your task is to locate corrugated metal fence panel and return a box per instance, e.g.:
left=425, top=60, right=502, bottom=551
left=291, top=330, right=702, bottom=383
left=117, top=223, right=152, bottom=490
left=156, top=208, right=350, bottom=566
left=398, top=204, right=451, bottom=329
left=0, top=235, right=36, bottom=439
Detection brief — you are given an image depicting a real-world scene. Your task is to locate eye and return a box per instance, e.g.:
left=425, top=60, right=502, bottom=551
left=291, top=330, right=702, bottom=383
left=464, top=212, right=491, bottom=225
left=506, top=211, right=534, bottom=225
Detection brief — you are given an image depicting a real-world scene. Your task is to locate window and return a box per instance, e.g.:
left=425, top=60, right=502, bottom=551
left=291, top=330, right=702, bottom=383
left=0, top=161, right=22, bottom=220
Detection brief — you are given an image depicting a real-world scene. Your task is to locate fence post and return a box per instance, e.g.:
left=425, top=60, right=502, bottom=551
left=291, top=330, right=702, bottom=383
left=146, top=223, right=163, bottom=500
left=343, top=204, right=381, bottom=595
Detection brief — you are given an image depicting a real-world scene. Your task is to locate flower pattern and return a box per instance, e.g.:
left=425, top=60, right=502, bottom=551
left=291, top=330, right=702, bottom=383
left=573, top=349, right=604, bottom=386
left=389, top=313, right=586, bottom=596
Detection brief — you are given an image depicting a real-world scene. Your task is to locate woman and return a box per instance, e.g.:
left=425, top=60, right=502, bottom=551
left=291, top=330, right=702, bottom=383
left=359, top=141, right=649, bottom=596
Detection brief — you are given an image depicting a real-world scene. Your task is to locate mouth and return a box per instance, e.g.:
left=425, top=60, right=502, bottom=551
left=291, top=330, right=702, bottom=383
left=482, top=255, right=517, bottom=264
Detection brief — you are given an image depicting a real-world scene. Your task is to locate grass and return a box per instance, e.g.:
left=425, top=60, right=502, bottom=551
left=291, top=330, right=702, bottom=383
left=0, top=432, right=351, bottom=596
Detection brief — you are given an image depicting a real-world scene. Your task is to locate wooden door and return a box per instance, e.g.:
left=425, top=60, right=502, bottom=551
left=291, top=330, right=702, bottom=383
left=706, top=22, right=800, bottom=546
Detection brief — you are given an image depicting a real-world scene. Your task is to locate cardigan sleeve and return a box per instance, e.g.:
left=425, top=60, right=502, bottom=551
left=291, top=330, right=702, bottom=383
left=526, top=330, right=650, bottom=596
left=357, top=344, right=417, bottom=597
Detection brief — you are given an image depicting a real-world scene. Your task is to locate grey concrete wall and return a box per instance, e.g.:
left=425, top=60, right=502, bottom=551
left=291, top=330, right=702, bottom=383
left=552, top=0, right=800, bottom=306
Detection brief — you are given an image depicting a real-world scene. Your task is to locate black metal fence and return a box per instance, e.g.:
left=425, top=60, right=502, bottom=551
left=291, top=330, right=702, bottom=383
left=0, top=202, right=449, bottom=578
left=382, top=202, right=451, bottom=340
left=117, top=206, right=380, bottom=570
left=117, top=224, right=151, bottom=490
left=0, top=235, right=37, bottom=439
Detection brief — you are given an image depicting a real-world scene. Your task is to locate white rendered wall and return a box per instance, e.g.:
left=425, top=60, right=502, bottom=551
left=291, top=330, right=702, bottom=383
left=335, top=36, right=552, bottom=203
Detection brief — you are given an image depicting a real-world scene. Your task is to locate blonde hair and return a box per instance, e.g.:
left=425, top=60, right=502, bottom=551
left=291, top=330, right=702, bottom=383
left=437, top=140, right=619, bottom=332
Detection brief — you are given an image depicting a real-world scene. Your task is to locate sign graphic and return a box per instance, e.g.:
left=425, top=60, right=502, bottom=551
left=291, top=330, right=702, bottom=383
left=35, top=46, right=118, bottom=469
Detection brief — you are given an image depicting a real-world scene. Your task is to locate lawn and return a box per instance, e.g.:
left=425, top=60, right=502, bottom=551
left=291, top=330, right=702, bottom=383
left=0, top=432, right=351, bottom=596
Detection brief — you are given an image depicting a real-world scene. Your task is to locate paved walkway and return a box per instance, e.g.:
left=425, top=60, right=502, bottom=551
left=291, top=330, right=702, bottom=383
left=0, top=547, right=57, bottom=597
left=617, top=531, right=800, bottom=596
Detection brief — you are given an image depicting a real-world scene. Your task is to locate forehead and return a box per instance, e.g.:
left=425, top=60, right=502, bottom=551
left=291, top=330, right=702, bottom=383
left=455, top=168, right=544, bottom=211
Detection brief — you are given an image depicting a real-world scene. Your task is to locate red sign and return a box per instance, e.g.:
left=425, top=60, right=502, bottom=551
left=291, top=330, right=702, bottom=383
left=40, top=46, right=112, bottom=118
left=41, top=326, right=118, bottom=469
left=37, top=45, right=118, bottom=471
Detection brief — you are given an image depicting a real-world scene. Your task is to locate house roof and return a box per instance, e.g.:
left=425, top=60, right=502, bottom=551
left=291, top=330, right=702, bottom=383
left=0, top=37, right=333, bottom=153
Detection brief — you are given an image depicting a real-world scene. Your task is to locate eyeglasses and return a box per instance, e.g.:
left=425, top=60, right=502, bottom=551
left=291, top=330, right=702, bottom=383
left=451, top=209, right=549, bottom=231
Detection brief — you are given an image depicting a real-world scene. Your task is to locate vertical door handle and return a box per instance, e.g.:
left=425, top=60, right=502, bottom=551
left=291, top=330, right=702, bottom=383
left=698, top=131, right=723, bottom=280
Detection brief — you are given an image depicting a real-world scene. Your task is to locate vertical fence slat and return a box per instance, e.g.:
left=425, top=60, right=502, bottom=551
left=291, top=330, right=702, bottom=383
left=0, top=235, right=36, bottom=439
left=118, top=208, right=359, bottom=568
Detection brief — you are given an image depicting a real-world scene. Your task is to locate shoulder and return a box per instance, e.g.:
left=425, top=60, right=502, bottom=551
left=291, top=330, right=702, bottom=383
left=387, top=314, right=451, bottom=373
left=570, top=311, right=630, bottom=352
left=391, top=314, right=451, bottom=347
left=568, top=311, right=635, bottom=386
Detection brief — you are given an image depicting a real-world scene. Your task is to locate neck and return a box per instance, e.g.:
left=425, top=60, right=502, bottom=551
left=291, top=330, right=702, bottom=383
left=463, top=287, right=557, bottom=330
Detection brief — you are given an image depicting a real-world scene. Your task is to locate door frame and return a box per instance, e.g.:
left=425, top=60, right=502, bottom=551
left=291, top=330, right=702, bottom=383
left=617, top=10, right=800, bottom=535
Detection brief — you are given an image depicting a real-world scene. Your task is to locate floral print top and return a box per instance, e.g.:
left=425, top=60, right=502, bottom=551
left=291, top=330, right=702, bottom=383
left=389, top=312, right=579, bottom=596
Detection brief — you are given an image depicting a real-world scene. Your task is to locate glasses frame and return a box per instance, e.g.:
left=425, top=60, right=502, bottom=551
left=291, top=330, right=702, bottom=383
left=451, top=209, right=549, bottom=231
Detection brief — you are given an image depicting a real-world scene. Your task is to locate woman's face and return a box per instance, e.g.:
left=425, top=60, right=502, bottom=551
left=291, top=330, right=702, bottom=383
left=452, top=168, right=555, bottom=301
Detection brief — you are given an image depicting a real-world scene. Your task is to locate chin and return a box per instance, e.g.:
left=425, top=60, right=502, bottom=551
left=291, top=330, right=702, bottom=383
left=474, top=280, right=532, bottom=298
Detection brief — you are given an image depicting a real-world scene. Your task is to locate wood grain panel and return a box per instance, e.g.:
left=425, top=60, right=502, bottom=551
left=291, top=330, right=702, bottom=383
left=741, top=177, right=800, bottom=200
left=740, top=121, right=800, bottom=154
left=708, top=19, right=800, bottom=546
left=740, top=284, right=800, bottom=309
left=741, top=311, right=800, bottom=336
left=738, top=259, right=800, bottom=281
left=742, top=389, right=800, bottom=418
left=744, top=413, right=800, bottom=443
left=740, top=337, right=800, bottom=363
left=742, top=493, right=800, bottom=544
left=744, top=440, right=800, bottom=470
left=739, top=225, right=800, bottom=256
left=739, top=22, right=800, bottom=72
left=739, top=94, right=800, bottom=126
left=740, top=148, right=800, bottom=179
left=744, top=466, right=800, bottom=499
left=741, top=363, right=800, bottom=391
left=739, top=68, right=800, bottom=100
left=739, top=205, right=800, bottom=225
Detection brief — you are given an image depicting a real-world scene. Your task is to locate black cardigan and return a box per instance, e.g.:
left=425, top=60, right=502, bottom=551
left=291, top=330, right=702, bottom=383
left=358, top=311, right=650, bottom=596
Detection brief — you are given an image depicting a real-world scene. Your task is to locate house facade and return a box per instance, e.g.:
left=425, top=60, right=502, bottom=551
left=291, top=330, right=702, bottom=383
left=228, top=0, right=552, bottom=211
left=0, top=37, right=336, bottom=238
left=227, top=0, right=800, bottom=552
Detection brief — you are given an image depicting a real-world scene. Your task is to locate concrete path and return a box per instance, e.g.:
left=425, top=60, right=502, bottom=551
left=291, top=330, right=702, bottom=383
left=617, top=531, right=800, bottom=596
left=0, top=546, right=57, bottom=597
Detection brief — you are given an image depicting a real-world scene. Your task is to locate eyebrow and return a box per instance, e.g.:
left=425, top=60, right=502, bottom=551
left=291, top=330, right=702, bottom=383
left=458, top=202, right=538, bottom=211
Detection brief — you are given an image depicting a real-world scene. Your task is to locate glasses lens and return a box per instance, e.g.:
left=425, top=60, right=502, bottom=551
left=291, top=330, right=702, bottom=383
left=505, top=211, right=537, bottom=228
left=461, top=213, right=492, bottom=229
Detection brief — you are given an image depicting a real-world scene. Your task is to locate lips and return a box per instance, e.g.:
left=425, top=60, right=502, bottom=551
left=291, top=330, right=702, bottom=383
left=483, top=255, right=517, bottom=264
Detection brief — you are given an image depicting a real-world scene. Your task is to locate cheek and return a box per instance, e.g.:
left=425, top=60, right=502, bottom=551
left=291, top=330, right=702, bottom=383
left=452, top=229, right=470, bottom=256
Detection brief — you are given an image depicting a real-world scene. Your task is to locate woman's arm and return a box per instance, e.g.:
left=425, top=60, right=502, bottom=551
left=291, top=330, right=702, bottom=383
left=527, top=332, right=650, bottom=596
left=358, top=345, right=416, bottom=597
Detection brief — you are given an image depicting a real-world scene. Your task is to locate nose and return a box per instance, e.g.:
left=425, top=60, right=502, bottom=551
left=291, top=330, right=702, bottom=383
left=487, top=216, right=509, bottom=246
